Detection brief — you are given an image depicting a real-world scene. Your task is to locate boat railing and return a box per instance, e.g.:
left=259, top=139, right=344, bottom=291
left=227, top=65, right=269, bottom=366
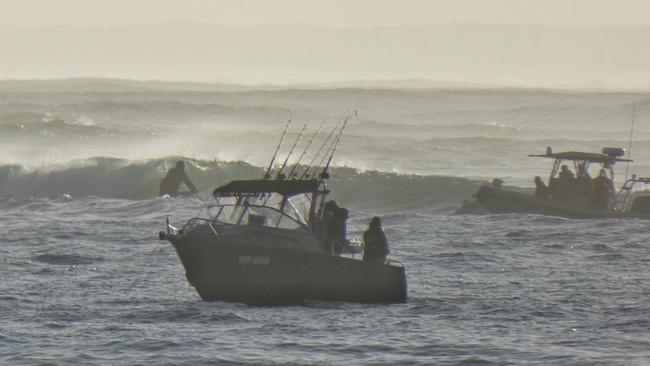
left=179, top=217, right=220, bottom=236
left=165, top=217, right=178, bottom=235
left=614, top=177, right=650, bottom=210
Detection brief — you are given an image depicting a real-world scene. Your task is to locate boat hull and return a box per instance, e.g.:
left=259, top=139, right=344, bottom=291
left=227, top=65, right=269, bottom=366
left=475, top=185, right=633, bottom=219
left=168, top=226, right=407, bottom=305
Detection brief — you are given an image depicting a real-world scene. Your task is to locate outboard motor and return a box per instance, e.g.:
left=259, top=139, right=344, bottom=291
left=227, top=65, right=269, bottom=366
left=602, top=147, right=626, bottom=158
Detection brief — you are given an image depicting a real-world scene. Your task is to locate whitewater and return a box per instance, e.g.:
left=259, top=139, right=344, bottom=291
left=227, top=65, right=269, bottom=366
left=1, top=84, right=649, bottom=365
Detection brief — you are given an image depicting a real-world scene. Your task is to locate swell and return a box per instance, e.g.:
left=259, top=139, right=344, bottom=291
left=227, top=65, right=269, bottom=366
left=0, top=158, right=485, bottom=212
left=3, top=110, right=649, bottom=155
left=0, top=100, right=290, bottom=126
left=353, top=120, right=650, bottom=141
left=4, top=111, right=650, bottom=142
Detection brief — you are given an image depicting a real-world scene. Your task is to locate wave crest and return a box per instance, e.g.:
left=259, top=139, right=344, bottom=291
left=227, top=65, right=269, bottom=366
left=0, top=158, right=485, bottom=212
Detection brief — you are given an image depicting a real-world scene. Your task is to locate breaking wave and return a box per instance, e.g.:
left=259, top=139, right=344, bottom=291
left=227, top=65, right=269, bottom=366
left=0, top=157, right=485, bottom=212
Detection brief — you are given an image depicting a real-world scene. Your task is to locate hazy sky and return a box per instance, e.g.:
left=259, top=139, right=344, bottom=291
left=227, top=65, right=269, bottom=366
left=2, top=0, right=650, bottom=30
left=2, top=0, right=649, bottom=86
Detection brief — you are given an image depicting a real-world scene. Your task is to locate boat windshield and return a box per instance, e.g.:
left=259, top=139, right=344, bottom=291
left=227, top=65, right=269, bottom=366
left=207, top=193, right=312, bottom=230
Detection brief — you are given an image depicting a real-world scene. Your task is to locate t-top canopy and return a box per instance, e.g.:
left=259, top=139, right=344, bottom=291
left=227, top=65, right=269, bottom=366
left=529, top=151, right=632, bottom=164
left=213, top=179, right=320, bottom=197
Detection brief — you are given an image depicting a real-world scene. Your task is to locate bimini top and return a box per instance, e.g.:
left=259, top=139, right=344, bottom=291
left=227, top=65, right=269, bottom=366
left=213, top=179, right=320, bottom=197
left=529, top=151, right=632, bottom=164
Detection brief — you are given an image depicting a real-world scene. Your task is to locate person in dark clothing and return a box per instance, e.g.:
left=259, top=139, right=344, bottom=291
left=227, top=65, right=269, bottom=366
left=575, top=164, right=594, bottom=207
left=363, top=217, right=389, bottom=262
left=332, top=206, right=349, bottom=254
left=321, top=200, right=349, bottom=254
left=159, top=160, right=198, bottom=197
left=556, top=164, right=576, bottom=203
left=592, top=169, right=614, bottom=209
left=320, top=200, right=337, bottom=252
left=534, top=176, right=550, bottom=199
left=559, top=164, right=575, bottom=180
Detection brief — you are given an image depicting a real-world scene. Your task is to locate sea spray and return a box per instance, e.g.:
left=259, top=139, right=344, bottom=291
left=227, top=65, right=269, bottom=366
left=0, top=158, right=486, bottom=212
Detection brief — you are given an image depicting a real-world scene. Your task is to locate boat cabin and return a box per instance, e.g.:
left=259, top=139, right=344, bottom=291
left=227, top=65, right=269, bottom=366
left=207, top=179, right=328, bottom=231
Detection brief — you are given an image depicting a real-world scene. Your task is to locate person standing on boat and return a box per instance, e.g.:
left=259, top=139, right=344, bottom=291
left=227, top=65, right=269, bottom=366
left=322, top=200, right=349, bottom=254
left=363, top=217, right=389, bottom=262
left=592, top=169, right=614, bottom=209
left=559, top=164, right=575, bottom=180
left=556, top=164, right=576, bottom=203
left=332, top=206, right=349, bottom=254
left=159, top=160, right=198, bottom=197
left=576, top=164, right=594, bottom=207
left=534, top=176, right=550, bottom=199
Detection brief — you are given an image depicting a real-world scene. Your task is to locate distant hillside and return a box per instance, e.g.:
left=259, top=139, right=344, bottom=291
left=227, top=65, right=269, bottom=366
left=0, top=77, right=539, bottom=93
left=0, top=78, right=251, bottom=93
left=2, top=77, right=650, bottom=94
left=1, top=22, right=649, bottom=89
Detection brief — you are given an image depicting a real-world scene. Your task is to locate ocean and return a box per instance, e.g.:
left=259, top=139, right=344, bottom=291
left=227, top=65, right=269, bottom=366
left=1, top=84, right=649, bottom=365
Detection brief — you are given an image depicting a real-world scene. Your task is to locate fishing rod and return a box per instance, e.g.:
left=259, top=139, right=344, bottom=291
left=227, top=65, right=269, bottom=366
left=299, top=111, right=349, bottom=179
left=625, top=106, right=636, bottom=182
left=318, top=112, right=352, bottom=181
left=276, top=122, right=308, bottom=179
left=286, top=117, right=328, bottom=179
left=313, top=126, right=341, bottom=176
left=256, top=122, right=310, bottom=209
left=299, top=121, right=340, bottom=179
left=264, top=117, right=292, bottom=179
left=315, top=111, right=355, bottom=175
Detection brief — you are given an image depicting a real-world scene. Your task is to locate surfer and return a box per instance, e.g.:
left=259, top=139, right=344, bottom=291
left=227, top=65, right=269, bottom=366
left=159, top=160, right=198, bottom=197
left=363, top=217, right=389, bottom=262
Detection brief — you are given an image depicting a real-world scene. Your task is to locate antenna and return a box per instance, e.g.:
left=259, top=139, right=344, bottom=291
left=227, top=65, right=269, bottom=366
left=287, top=117, right=327, bottom=179
left=264, top=117, right=292, bottom=179
left=625, top=107, right=636, bottom=181
left=276, top=122, right=308, bottom=179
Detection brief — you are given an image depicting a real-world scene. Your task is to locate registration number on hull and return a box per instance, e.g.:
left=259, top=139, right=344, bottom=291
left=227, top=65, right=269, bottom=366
left=237, top=255, right=270, bottom=266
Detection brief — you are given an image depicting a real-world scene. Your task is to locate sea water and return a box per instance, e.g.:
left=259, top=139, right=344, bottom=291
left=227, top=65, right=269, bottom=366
left=1, top=87, right=649, bottom=365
